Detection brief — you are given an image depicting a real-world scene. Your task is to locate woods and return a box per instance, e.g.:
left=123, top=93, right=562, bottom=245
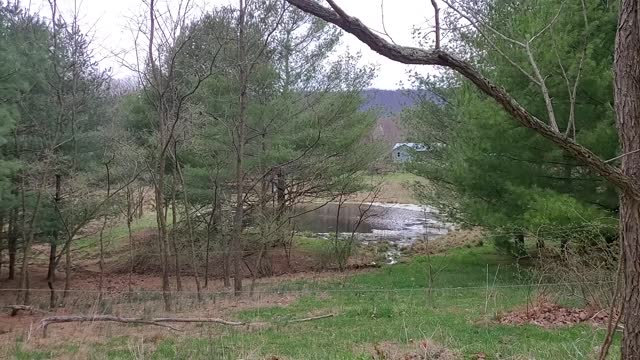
left=0, top=0, right=378, bottom=304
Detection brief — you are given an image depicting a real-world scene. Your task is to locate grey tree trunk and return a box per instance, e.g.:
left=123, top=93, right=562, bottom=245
left=614, top=1, right=640, bottom=357
left=7, top=209, right=17, bottom=280
left=232, top=0, right=248, bottom=296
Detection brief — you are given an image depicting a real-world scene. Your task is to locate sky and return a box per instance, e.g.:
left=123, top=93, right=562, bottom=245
left=25, top=0, right=435, bottom=89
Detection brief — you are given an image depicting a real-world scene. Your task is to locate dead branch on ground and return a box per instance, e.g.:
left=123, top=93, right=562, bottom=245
left=38, top=313, right=337, bottom=337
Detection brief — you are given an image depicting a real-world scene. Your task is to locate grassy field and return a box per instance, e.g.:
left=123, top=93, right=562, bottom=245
left=10, top=245, right=619, bottom=359
left=353, top=171, right=428, bottom=204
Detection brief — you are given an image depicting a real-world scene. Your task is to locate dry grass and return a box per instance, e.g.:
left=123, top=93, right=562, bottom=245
left=409, top=228, right=485, bottom=255
left=367, top=339, right=460, bottom=359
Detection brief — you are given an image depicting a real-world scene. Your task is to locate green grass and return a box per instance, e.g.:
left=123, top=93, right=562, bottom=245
left=12, top=246, right=620, bottom=359
left=372, top=171, right=428, bottom=184
left=293, top=235, right=333, bottom=253
left=73, top=212, right=159, bottom=255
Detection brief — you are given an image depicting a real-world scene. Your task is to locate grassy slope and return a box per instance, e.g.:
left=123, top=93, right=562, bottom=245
left=13, top=246, right=619, bottom=359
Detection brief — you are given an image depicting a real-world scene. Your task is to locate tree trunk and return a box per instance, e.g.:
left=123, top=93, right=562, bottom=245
left=63, top=241, right=71, bottom=301
left=7, top=209, right=16, bottom=280
left=46, top=175, right=61, bottom=309
left=204, top=183, right=218, bottom=289
left=47, top=237, right=57, bottom=309
left=232, top=0, right=248, bottom=296
left=18, top=176, right=44, bottom=305
left=137, top=187, right=144, bottom=219
left=126, top=186, right=134, bottom=293
left=514, top=233, right=525, bottom=255
left=223, top=234, right=231, bottom=287
left=155, top=170, right=172, bottom=311
left=0, top=213, right=4, bottom=279
left=173, top=149, right=202, bottom=301
left=97, top=212, right=107, bottom=303
left=615, top=1, right=640, bottom=357
left=170, top=169, right=182, bottom=292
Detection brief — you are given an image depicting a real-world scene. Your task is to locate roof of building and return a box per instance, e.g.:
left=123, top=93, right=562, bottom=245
left=392, top=143, right=428, bottom=152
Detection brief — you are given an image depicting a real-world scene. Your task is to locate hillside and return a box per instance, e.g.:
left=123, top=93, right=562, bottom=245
left=361, top=89, right=417, bottom=147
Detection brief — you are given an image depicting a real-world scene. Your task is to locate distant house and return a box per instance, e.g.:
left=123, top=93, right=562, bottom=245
left=392, top=143, right=428, bottom=163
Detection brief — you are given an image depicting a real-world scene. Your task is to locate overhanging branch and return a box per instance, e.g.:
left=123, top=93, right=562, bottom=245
left=284, top=0, right=640, bottom=199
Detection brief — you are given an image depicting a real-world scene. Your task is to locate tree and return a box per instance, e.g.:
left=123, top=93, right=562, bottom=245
left=283, top=0, right=640, bottom=357
left=175, top=0, right=377, bottom=295
left=402, top=0, right=618, bottom=253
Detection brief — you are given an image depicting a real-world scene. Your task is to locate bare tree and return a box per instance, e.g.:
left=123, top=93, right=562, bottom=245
left=137, top=0, right=224, bottom=310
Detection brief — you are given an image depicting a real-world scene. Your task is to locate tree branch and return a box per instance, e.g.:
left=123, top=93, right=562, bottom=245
left=284, top=0, right=640, bottom=199
left=430, top=0, right=440, bottom=49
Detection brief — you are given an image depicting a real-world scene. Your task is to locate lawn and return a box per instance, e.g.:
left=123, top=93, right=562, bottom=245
left=10, top=245, right=619, bottom=359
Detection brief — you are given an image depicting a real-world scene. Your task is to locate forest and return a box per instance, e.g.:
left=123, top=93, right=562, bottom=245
left=1, top=0, right=639, bottom=359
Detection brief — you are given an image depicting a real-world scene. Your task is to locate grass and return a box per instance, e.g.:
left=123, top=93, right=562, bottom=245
left=293, top=235, right=333, bottom=253
left=10, top=245, right=620, bottom=359
left=356, top=171, right=428, bottom=204
left=367, top=171, right=428, bottom=185
left=73, top=212, right=159, bottom=256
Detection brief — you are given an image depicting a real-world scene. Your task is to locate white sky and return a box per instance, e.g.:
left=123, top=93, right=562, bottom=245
left=25, top=0, right=435, bottom=89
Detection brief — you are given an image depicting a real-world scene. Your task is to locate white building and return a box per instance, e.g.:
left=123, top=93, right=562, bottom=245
left=392, top=143, right=428, bottom=163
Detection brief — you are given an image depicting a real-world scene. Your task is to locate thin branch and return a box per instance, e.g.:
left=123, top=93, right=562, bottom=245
left=528, top=1, right=565, bottom=43
left=526, top=41, right=559, bottom=132
left=430, top=0, right=440, bottom=49
left=380, top=0, right=397, bottom=45
left=441, top=0, right=540, bottom=85
left=565, top=0, right=589, bottom=139
left=605, top=149, right=640, bottom=164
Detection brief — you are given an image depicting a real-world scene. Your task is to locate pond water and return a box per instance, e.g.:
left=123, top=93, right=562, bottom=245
left=292, top=202, right=449, bottom=246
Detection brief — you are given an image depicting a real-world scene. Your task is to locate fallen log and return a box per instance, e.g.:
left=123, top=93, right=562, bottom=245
left=38, top=313, right=336, bottom=337
left=39, top=315, right=180, bottom=337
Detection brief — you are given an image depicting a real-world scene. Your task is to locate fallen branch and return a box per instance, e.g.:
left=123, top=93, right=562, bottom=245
left=39, top=315, right=180, bottom=337
left=38, top=313, right=336, bottom=337
left=5, top=305, right=49, bottom=317
left=152, top=317, right=245, bottom=326
left=287, top=313, right=335, bottom=323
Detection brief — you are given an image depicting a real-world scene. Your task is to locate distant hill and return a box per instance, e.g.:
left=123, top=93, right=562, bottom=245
left=361, top=89, right=417, bottom=116
left=361, top=88, right=442, bottom=116
left=361, top=89, right=435, bottom=147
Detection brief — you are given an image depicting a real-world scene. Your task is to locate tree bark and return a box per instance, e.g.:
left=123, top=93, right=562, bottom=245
left=615, top=1, right=640, bottom=357
left=148, top=0, right=172, bottom=312
left=232, top=0, right=248, bottom=296
left=170, top=162, right=182, bottom=292
left=47, top=174, right=61, bottom=309
left=154, top=164, right=172, bottom=311
left=173, top=148, right=202, bottom=301
left=126, top=186, right=134, bottom=293
left=7, top=209, right=16, bottom=280
left=62, top=239, right=71, bottom=302
left=0, top=213, right=4, bottom=280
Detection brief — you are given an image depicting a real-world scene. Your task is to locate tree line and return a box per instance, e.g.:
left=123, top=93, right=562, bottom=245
left=0, top=0, right=381, bottom=311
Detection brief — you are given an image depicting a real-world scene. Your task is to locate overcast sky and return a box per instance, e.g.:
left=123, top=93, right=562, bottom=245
left=26, top=0, right=434, bottom=89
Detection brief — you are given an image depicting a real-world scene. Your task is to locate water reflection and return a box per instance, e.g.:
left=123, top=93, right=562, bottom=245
left=292, top=202, right=449, bottom=244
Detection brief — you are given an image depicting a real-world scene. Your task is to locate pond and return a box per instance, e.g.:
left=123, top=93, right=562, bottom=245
left=292, top=202, right=449, bottom=246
